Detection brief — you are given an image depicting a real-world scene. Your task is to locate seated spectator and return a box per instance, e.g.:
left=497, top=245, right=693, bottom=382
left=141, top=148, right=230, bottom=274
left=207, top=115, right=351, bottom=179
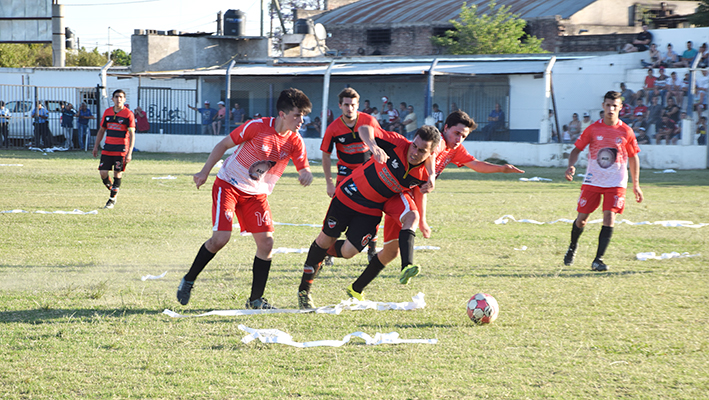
left=656, top=114, right=679, bottom=145
left=632, top=112, right=649, bottom=131
left=668, top=71, right=683, bottom=107
left=431, top=103, right=444, bottom=130
left=635, top=126, right=651, bottom=144
left=655, top=67, right=669, bottom=105
left=641, top=43, right=663, bottom=68
left=402, top=105, right=417, bottom=139
left=480, top=103, right=505, bottom=141
left=642, top=68, right=657, bottom=102
left=371, top=107, right=383, bottom=126
left=676, top=41, right=698, bottom=68
left=619, top=101, right=633, bottom=124
left=647, top=95, right=663, bottom=132
left=212, top=101, right=227, bottom=135
left=698, top=43, right=709, bottom=68
left=623, top=24, right=652, bottom=52
left=231, top=103, right=245, bottom=125
left=384, top=101, right=399, bottom=130
left=312, top=116, right=322, bottom=136
left=620, top=83, right=638, bottom=106
left=567, top=112, right=582, bottom=141
left=664, top=96, right=680, bottom=123
left=561, top=125, right=572, bottom=143
left=580, top=112, right=592, bottom=132
left=662, top=43, right=680, bottom=67
left=631, top=98, right=648, bottom=129
left=697, top=116, right=707, bottom=145
left=681, top=72, right=690, bottom=101
left=695, top=69, right=709, bottom=114
left=361, top=100, right=373, bottom=115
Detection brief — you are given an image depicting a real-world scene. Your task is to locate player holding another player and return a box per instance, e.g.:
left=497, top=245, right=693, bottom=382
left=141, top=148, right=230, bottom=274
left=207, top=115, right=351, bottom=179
left=564, top=90, right=643, bottom=271
left=177, top=88, right=314, bottom=309
left=297, top=126, right=440, bottom=309
left=93, top=89, right=135, bottom=209
left=321, top=87, right=382, bottom=260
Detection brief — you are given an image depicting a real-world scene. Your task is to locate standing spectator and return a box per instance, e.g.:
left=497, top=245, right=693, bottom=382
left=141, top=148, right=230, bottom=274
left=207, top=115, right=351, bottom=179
left=188, top=100, right=218, bottom=135
left=580, top=112, right=593, bottom=132
left=134, top=106, right=150, bottom=133
left=384, top=101, right=399, bottom=130
left=402, top=105, right=417, bottom=138
left=641, top=43, right=663, bottom=68
left=231, top=103, right=245, bottom=125
left=77, top=102, right=94, bottom=151
left=563, top=91, right=643, bottom=272
left=450, top=102, right=459, bottom=113
left=32, top=101, right=50, bottom=148
left=642, top=68, right=657, bottom=103
left=622, top=24, right=652, bottom=52
left=92, top=89, right=135, bottom=209
left=696, top=116, right=707, bottom=145
left=60, top=103, right=76, bottom=149
left=176, top=88, right=313, bottom=309
left=361, top=100, right=373, bottom=115
left=396, top=102, right=409, bottom=135
left=326, top=108, right=334, bottom=126
left=549, top=109, right=559, bottom=143
left=480, top=103, right=505, bottom=141
left=647, top=95, right=663, bottom=134
left=568, top=113, right=582, bottom=141
left=676, top=41, right=698, bottom=68
left=0, top=101, right=10, bottom=147
left=662, top=43, right=680, bottom=67
left=212, top=101, right=227, bottom=135
left=431, top=103, right=444, bottom=131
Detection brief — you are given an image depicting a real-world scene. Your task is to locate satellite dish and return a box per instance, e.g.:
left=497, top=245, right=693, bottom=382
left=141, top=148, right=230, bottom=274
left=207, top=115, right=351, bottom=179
left=314, top=23, right=327, bottom=41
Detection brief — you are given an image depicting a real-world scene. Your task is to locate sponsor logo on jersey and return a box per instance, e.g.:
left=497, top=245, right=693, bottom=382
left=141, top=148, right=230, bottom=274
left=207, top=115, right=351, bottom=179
left=391, top=159, right=399, bottom=169
left=248, top=160, right=276, bottom=180
left=107, top=122, right=125, bottom=131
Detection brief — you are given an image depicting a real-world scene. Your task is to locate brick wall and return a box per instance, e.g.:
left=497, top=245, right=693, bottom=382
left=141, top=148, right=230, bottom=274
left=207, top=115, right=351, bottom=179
left=326, top=24, right=442, bottom=56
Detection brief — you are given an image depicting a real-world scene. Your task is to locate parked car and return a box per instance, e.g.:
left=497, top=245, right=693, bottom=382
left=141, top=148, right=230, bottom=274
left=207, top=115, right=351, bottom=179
left=5, top=100, right=68, bottom=144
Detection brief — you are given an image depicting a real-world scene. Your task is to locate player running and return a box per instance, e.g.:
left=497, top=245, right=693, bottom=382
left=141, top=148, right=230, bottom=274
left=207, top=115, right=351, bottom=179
left=298, top=126, right=440, bottom=309
left=563, top=90, right=643, bottom=271
left=177, top=88, right=314, bottom=309
left=321, top=87, right=382, bottom=261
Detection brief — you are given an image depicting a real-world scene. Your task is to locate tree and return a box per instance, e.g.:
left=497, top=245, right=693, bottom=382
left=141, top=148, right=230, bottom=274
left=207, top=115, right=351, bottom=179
left=689, top=0, right=709, bottom=26
left=66, top=47, right=109, bottom=67
left=110, top=49, right=131, bottom=66
left=0, top=44, right=52, bottom=67
left=431, top=1, right=546, bottom=55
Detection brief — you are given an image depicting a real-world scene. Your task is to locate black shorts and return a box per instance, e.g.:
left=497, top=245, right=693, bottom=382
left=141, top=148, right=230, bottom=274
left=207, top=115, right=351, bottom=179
left=98, top=154, right=128, bottom=172
left=322, top=196, right=381, bottom=252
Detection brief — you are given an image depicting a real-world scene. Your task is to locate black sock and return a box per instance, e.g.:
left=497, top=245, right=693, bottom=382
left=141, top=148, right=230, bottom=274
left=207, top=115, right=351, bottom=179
left=569, top=222, right=584, bottom=249
left=595, top=226, right=613, bottom=261
left=399, top=229, right=416, bottom=269
left=184, top=243, right=216, bottom=282
left=299, top=241, right=329, bottom=293
left=249, top=256, right=272, bottom=301
left=352, top=254, right=386, bottom=293
left=110, top=177, right=121, bottom=199
left=102, top=176, right=112, bottom=190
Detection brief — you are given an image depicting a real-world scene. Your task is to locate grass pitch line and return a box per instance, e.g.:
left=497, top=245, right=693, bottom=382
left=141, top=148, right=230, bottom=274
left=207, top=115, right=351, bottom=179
left=163, top=292, right=427, bottom=318
left=1, top=209, right=98, bottom=214
left=238, top=325, right=437, bottom=348
left=495, top=214, right=708, bottom=228
left=272, top=246, right=439, bottom=255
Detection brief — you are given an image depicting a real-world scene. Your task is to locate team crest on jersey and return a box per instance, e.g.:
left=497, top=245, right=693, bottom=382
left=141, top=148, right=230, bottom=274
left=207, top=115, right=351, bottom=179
left=391, top=159, right=400, bottom=169
left=596, top=136, right=604, bottom=141
left=616, top=137, right=623, bottom=144
left=280, top=151, right=288, bottom=159
left=224, top=209, right=234, bottom=222
left=248, top=160, right=277, bottom=180
left=579, top=197, right=587, bottom=207
left=338, top=137, right=346, bottom=143
left=327, top=217, right=337, bottom=229
left=361, top=233, right=372, bottom=247
left=262, top=144, right=270, bottom=152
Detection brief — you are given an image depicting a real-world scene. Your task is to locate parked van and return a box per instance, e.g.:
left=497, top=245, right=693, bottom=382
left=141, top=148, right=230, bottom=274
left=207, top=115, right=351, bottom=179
left=5, top=100, right=68, bottom=144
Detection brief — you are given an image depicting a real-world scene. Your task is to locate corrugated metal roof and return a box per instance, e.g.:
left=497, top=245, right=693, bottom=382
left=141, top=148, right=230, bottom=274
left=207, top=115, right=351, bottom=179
left=314, top=0, right=597, bottom=25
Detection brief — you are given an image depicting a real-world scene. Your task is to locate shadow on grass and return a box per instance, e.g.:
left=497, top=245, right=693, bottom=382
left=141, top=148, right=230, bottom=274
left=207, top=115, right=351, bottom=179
left=0, top=307, right=163, bottom=324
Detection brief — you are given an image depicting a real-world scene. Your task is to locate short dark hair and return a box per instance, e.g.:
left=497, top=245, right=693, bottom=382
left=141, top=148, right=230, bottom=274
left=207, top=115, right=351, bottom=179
left=277, top=88, right=312, bottom=115
left=604, top=91, right=622, bottom=102
left=112, top=89, right=126, bottom=98
left=413, top=125, right=441, bottom=150
left=338, top=88, right=359, bottom=104
left=444, top=110, right=477, bottom=131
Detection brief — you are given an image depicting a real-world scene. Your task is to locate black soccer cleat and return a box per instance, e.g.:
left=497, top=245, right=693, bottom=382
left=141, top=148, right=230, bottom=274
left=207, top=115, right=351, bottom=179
left=176, top=278, right=194, bottom=305
left=591, top=259, right=608, bottom=272
left=245, top=297, right=277, bottom=309
left=563, top=246, right=577, bottom=266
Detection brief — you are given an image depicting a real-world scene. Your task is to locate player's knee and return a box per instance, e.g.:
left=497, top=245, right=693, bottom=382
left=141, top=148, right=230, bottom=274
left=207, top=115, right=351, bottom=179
left=400, top=210, right=419, bottom=230
left=378, top=241, right=399, bottom=265
left=207, top=233, right=231, bottom=252
left=339, top=240, right=360, bottom=259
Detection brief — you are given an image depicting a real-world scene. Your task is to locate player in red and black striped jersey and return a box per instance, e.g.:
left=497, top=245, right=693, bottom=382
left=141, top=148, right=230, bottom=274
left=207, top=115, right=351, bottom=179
left=297, top=125, right=440, bottom=309
left=321, top=88, right=383, bottom=260
left=92, top=89, right=135, bottom=209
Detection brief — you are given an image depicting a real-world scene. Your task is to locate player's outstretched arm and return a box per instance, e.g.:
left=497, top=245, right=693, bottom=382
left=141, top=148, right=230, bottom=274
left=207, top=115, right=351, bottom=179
left=565, top=147, right=582, bottom=181
left=464, top=160, right=525, bottom=174
left=194, top=135, right=235, bottom=189
left=419, top=155, right=436, bottom=194
left=629, top=154, right=643, bottom=203
left=298, top=167, right=313, bottom=187
left=358, top=125, right=388, bottom=164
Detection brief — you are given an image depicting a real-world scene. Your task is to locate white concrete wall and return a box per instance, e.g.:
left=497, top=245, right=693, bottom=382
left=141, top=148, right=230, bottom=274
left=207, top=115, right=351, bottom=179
left=134, top=134, right=708, bottom=170
left=509, top=74, right=546, bottom=130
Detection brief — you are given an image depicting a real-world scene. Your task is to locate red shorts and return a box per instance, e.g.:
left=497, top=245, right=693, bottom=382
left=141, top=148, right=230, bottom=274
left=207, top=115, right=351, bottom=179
left=211, top=177, right=273, bottom=234
left=577, top=185, right=626, bottom=214
left=382, top=191, right=417, bottom=243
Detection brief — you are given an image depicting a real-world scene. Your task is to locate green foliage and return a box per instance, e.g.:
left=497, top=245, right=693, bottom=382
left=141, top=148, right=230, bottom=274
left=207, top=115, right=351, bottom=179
left=0, top=151, right=708, bottom=398
left=689, top=0, right=709, bottom=26
left=431, top=1, right=546, bottom=55
left=66, top=47, right=109, bottom=67
left=0, top=43, right=53, bottom=67
left=110, top=49, right=131, bottom=66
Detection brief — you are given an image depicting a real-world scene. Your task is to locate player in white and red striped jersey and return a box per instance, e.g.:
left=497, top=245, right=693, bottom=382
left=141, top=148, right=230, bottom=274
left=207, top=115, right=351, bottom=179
left=177, top=88, right=314, bottom=309
left=564, top=90, right=644, bottom=272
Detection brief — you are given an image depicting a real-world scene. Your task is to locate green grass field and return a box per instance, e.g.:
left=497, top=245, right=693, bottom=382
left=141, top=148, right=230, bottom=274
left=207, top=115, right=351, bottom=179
left=1, top=149, right=708, bottom=399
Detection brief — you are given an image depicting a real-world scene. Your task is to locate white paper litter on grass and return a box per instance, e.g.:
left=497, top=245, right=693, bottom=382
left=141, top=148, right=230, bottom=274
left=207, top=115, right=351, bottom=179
left=494, top=215, right=707, bottom=228
left=514, top=246, right=528, bottom=251
left=141, top=271, right=167, bottom=281
left=163, top=292, right=427, bottom=318
left=29, top=146, right=68, bottom=153
left=636, top=252, right=700, bottom=261
left=272, top=245, right=439, bottom=255
left=1, top=209, right=98, bottom=215
left=238, top=325, right=437, bottom=348
left=519, top=177, right=552, bottom=182
left=152, top=175, right=177, bottom=180
left=0, top=164, right=23, bottom=166
left=654, top=169, right=677, bottom=174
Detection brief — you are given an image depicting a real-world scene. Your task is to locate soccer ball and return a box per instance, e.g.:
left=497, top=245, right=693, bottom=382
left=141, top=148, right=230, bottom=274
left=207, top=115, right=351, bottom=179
left=466, top=293, right=499, bottom=324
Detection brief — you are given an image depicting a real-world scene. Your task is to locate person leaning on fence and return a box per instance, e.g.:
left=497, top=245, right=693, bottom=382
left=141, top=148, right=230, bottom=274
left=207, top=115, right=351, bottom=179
left=188, top=100, right=218, bottom=135
left=60, top=103, right=76, bottom=149
left=0, top=101, right=10, bottom=147
left=134, top=106, right=150, bottom=133
left=212, top=101, right=227, bottom=135
left=32, top=101, right=51, bottom=148
left=77, top=102, right=95, bottom=151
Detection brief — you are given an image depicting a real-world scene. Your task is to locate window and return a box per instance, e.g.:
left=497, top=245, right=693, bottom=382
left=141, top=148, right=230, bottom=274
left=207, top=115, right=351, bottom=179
left=367, top=29, right=391, bottom=46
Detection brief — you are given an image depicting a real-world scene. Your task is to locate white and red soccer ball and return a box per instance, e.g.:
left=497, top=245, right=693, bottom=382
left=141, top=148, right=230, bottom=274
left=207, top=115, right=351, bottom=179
left=466, top=293, right=499, bottom=324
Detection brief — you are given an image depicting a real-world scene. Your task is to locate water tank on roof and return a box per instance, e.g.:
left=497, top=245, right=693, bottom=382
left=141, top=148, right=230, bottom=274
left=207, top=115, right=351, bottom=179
left=224, top=9, right=245, bottom=36
left=294, top=19, right=314, bottom=35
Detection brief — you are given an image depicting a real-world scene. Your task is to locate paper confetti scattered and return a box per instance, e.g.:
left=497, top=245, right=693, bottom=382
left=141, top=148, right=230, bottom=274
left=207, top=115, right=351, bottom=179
left=1, top=209, right=98, bottom=215
left=494, top=215, right=707, bottom=228
left=519, top=177, right=552, bottom=182
left=636, top=252, right=700, bottom=261
left=141, top=271, right=167, bottom=281
left=238, top=325, right=437, bottom=348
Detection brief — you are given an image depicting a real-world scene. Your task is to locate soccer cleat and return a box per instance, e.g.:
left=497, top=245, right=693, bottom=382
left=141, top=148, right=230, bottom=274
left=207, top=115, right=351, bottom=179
left=591, top=259, right=608, bottom=272
left=176, top=278, right=194, bottom=305
left=298, top=290, right=315, bottom=309
left=245, top=297, right=277, bottom=309
left=104, top=198, right=116, bottom=209
left=345, top=284, right=364, bottom=301
left=399, top=264, right=420, bottom=285
left=563, top=246, right=577, bottom=266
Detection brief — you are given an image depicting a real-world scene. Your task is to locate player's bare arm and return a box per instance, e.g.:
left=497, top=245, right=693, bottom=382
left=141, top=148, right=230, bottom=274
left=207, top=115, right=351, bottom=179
left=565, top=147, right=582, bottom=181
left=126, top=128, right=135, bottom=163
left=358, top=125, right=388, bottom=163
left=464, top=160, right=525, bottom=174
left=92, top=127, right=106, bottom=158
left=321, top=151, right=336, bottom=197
left=628, top=154, right=644, bottom=203
left=413, top=187, right=431, bottom=238
left=194, top=135, right=235, bottom=189
left=419, top=154, right=436, bottom=194
left=298, top=167, right=313, bottom=187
